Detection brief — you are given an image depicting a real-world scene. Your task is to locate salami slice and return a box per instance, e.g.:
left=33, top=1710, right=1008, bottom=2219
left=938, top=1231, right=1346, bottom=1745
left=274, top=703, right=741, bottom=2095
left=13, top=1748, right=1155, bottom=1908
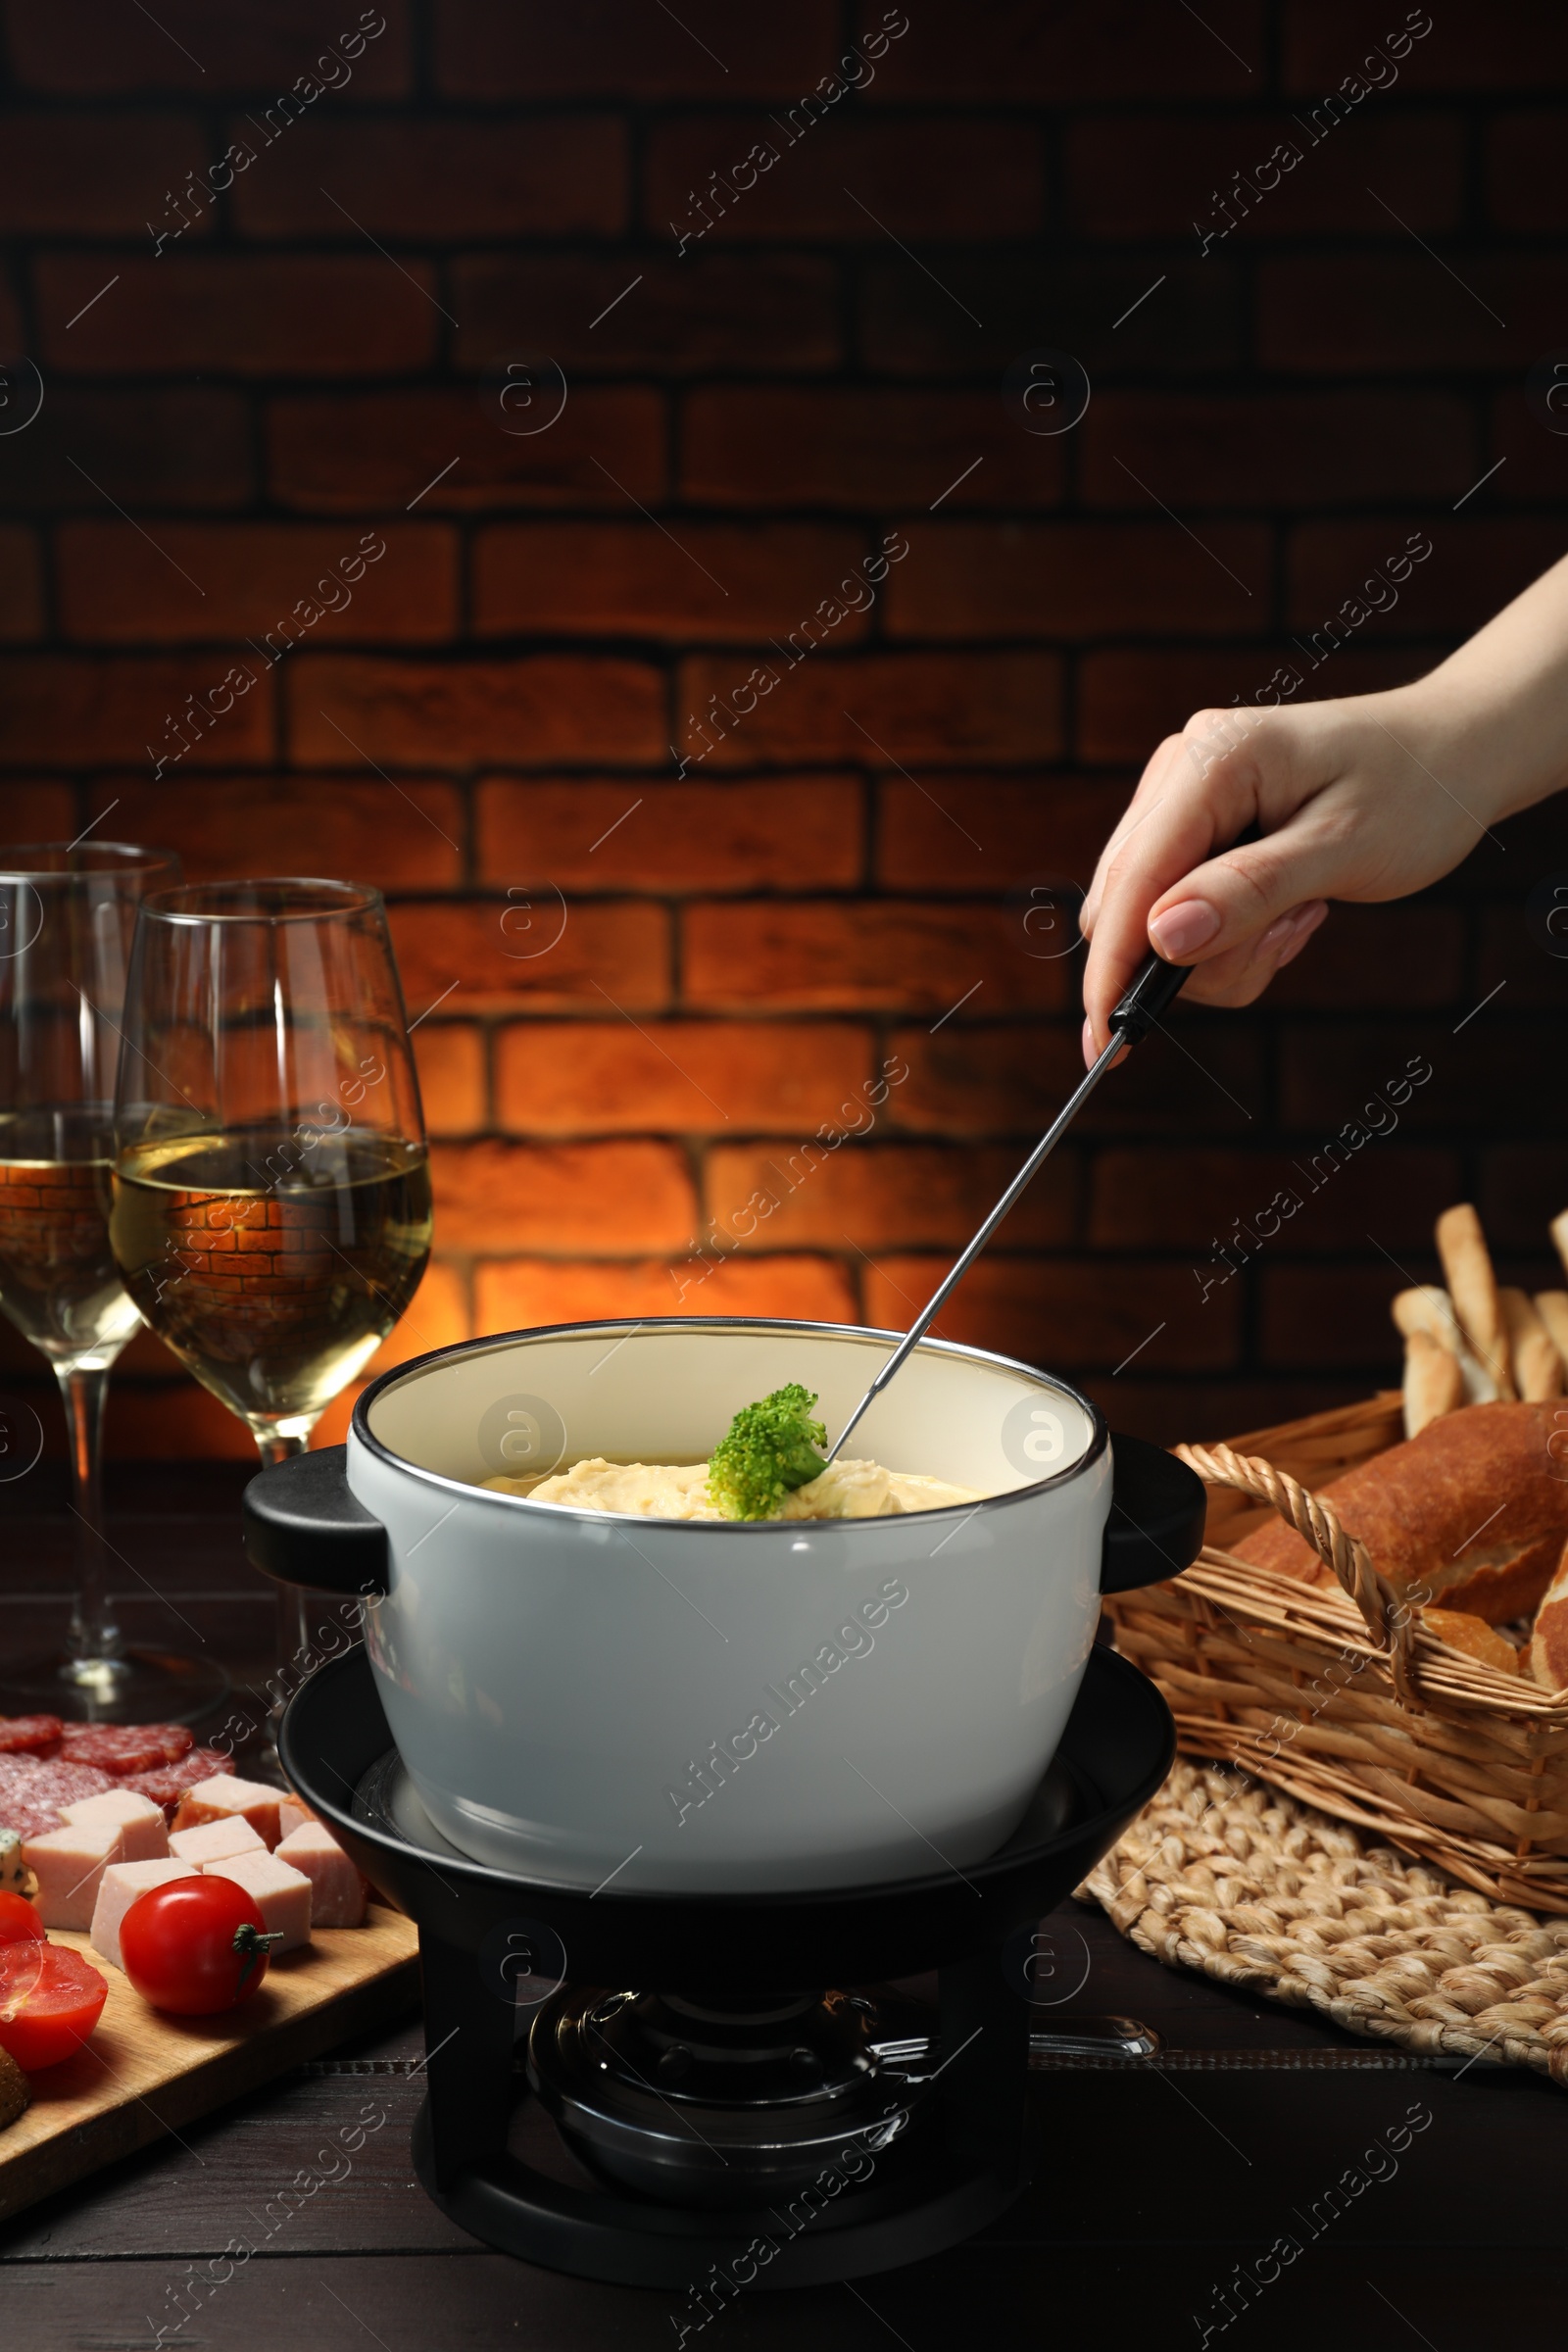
left=58, top=1723, right=194, bottom=1776
left=0, top=1715, right=64, bottom=1757
left=0, top=1796, right=66, bottom=1841
left=122, top=1748, right=235, bottom=1816
left=25, top=1760, right=116, bottom=1803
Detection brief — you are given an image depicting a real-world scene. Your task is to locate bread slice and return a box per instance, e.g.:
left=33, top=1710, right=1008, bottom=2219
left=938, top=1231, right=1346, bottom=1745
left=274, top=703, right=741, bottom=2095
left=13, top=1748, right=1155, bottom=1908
left=1421, top=1607, right=1519, bottom=1676
left=1529, top=1536, right=1568, bottom=1691
left=1230, top=1401, right=1568, bottom=1624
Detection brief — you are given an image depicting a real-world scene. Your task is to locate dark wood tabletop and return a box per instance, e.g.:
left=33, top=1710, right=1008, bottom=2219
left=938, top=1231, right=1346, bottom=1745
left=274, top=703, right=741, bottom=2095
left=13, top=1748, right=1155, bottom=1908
left=3, top=1465, right=1563, bottom=2350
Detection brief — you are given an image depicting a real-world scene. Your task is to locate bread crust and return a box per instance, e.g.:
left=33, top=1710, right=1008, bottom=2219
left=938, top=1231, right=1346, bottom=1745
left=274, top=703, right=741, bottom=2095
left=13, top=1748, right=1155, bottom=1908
left=1421, top=1607, right=1519, bottom=1676
left=1402, top=1326, right=1465, bottom=1437
left=1529, top=1536, right=1568, bottom=1691
left=1230, top=1401, right=1568, bottom=1624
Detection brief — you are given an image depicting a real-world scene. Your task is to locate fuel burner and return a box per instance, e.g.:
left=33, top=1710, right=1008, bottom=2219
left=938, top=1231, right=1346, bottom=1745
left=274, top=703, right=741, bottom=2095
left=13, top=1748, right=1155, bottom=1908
left=280, top=1643, right=1172, bottom=2292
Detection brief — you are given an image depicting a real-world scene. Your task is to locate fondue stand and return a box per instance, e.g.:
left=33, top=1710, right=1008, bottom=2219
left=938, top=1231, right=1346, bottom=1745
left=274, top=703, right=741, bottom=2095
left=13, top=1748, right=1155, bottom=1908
left=270, top=1440, right=1200, bottom=2293
left=255, top=951, right=1205, bottom=2287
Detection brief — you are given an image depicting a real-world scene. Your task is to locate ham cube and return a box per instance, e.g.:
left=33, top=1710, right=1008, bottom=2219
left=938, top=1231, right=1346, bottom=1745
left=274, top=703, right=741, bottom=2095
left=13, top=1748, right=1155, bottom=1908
left=171, top=1775, right=281, bottom=1850
left=275, top=1822, right=367, bottom=1928
left=23, top=1819, right=126, bottom=1930
left=63, top=1788, right=169, bottom=1863
left=205, top=1851, right=313, bottom=1951
left=277, top=1794, right=319, bottom=1841
left=89, top=1858, right=193, bottom=1972
left=170, top=1816, right=266, bottom=1866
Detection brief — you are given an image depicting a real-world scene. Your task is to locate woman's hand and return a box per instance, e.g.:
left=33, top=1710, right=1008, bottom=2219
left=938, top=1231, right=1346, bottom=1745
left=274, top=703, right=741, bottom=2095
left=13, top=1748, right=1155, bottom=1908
left=1080, top=689, right=1497, bottom=1060
left=1079, top=551, right=1568, bottom=1061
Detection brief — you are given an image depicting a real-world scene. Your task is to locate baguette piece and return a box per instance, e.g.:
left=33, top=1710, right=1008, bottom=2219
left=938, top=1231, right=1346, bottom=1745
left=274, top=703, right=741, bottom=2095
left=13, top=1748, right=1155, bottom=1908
left=1392, top=1285, right=1498, bottom=1403
left=0, top=2046, right=26, bottom=2131
left=1538, top=1292, right=1568, bottom=1374
left=1421, top=1607, right=1519, bottom=1676
left=1552, top=1208, right=1568, bottom=1284
left=1436, top=1204, right=1515, bottom=1398
left=1393, top=1284, right=1462, bottom=1348
left=1402, top=1327, right=1465, bottom=1437
left=1231, top=1400, right=1568, bottom=1623
left=1529, top=1536, right=1568, bottom=1691
left=1499, top=1287, right=1564, bottom=1401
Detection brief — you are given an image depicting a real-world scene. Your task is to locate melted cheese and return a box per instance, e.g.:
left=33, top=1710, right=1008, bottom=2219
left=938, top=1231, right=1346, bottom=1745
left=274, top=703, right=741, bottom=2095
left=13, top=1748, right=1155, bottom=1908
left=482, top=1456, right=980, bottom=1521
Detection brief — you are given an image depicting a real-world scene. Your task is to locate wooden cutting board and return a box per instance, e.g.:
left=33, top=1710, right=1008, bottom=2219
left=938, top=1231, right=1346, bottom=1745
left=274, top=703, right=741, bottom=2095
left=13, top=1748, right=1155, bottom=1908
left=0, top=1902, right=419, bottom=2222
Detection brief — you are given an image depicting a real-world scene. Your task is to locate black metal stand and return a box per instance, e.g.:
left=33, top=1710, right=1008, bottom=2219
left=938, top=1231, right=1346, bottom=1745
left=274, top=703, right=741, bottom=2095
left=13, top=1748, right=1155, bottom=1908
left=410, top=1945, right=1031, bottom=2289
left=279, top=1642, right=1174, bottom=2293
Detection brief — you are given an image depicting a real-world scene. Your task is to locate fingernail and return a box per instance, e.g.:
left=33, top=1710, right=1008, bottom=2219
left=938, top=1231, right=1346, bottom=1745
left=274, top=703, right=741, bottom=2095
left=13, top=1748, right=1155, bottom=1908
left=1081, top=1016, right=1096, bottom=1067
left=1149, top=900, right=1220, bottom=959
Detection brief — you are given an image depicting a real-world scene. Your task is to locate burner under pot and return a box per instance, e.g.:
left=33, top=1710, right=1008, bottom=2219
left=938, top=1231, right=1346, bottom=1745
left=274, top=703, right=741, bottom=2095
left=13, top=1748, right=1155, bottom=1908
left=276, top=1642, right=1181, bottom=2288
left=529, top=1985, right=933, bottom=2209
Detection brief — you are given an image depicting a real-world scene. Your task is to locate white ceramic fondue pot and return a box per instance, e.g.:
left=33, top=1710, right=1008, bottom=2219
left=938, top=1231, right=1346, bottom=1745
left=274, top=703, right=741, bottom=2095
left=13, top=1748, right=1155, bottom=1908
left=244, top=1318, right=1202, bottom=1894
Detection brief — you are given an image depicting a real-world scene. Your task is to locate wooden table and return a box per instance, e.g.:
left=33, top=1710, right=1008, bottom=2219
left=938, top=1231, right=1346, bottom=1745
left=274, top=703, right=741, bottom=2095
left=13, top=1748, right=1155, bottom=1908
left=2, top=1466, right=1563, bottom=2349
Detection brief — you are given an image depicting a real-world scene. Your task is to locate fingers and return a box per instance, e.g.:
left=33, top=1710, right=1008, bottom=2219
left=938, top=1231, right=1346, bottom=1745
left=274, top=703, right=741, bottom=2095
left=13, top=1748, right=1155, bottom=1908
left=1079, top=902, right=1328, bottom=1062
left=1080, top=711, right=1283, bottom=1051
left=1158, top=900, right=1329, bottom=1009
left=1080, top=730, right=1191, bottom=939
left=1145, top=819, right=1348, bottom=967
left=1080, top=705, right=1356, bottom=1054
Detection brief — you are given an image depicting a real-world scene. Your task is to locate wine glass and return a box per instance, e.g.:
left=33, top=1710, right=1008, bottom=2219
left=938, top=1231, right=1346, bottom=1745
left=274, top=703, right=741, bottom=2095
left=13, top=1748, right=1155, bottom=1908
left=108, top=880, right=432, bottom=1674
left=0, top=841, right=228, bottom=1721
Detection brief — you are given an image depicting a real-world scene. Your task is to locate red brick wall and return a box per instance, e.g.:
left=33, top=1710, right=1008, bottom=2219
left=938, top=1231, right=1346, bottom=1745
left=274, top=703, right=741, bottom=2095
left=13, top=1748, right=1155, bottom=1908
left=1, top=0, right=1565, bottom=1459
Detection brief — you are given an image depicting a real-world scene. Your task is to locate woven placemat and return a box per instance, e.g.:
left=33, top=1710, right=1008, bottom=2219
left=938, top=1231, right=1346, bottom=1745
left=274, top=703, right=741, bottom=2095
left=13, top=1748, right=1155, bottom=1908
left=1078, top=1760, right=1568, bottom=2087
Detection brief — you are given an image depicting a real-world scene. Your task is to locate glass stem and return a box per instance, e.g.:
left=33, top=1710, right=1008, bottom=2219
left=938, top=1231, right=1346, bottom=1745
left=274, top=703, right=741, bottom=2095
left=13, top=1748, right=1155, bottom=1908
left=59, top=1360, right=120, bottom=1668
left=256, top=1425, right=314, bottom=1673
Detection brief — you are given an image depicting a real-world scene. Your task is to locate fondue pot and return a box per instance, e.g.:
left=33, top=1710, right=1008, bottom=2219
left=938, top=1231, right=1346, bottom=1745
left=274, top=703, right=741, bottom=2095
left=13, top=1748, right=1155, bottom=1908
left=243, top=1317, right=1203, bottom=1895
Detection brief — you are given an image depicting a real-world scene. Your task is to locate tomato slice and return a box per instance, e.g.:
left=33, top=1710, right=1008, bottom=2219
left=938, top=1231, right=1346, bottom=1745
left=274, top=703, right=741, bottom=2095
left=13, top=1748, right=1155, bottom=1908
left=120, top=1875, right=281, bottom=2016
left=0, top=1891, right=44, bottom=1943
left=0, top=1941, right=108, bottom=2070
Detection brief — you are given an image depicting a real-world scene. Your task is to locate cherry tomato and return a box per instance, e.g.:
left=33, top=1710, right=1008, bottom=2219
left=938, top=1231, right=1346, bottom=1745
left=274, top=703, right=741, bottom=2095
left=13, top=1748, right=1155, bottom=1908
left=0, top=1891, right=45, bottom=1943
left=0, top=1940, right=108, bottom=2070
left=120, top=1875, right=281, bottom=2017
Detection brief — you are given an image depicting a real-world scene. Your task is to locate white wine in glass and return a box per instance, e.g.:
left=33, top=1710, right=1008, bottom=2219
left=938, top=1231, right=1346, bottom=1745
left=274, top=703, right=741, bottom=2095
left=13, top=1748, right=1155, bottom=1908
left=111, top=1129, right=431, bottom=1435
left=109, top=880, right=432, bottom=1674
left=0, top=843, right=228, bottom=1721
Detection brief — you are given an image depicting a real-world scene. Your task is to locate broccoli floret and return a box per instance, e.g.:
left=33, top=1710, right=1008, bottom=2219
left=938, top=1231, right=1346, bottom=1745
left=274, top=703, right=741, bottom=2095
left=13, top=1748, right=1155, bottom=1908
left=708, top=1384, right=828, bottom=1521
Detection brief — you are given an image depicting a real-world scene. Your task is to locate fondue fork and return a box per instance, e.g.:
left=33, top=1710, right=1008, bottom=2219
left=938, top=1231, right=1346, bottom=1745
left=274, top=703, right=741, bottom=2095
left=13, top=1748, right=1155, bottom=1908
left=824, top=953, right=1190, bottom=1462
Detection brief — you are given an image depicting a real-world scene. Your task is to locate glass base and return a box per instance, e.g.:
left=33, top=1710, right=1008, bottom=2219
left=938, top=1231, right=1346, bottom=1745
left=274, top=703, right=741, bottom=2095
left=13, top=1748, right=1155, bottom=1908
left=0, top=1646, right=229, bottom=1725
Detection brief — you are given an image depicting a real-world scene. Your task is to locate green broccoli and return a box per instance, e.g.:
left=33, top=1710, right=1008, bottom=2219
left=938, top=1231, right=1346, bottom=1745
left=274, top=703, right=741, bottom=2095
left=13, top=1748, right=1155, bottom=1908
left=708, top=1383, right=828, bottom=1521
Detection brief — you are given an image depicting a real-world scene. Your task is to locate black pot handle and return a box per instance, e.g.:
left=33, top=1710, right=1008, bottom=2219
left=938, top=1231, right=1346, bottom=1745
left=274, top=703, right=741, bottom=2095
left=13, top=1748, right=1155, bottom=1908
left=1100, top=1433, right=1205, bottom=1594
left=242, top=1446, right=389, bottom=1599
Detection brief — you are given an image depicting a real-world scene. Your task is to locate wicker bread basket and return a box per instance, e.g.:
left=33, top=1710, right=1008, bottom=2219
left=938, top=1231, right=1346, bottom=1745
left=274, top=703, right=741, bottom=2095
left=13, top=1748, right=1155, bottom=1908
left=1105, top=1394, right=1568, bottom=1915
